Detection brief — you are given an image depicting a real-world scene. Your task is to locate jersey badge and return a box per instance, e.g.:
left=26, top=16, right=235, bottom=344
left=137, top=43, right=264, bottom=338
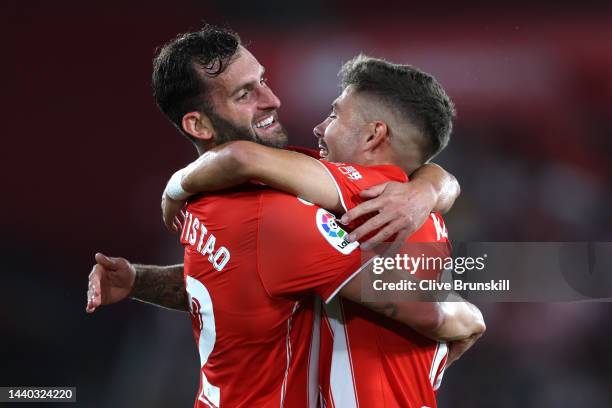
left=337, top=165, right=362, bottom=180
left=316, top=209, right=359, bottom=254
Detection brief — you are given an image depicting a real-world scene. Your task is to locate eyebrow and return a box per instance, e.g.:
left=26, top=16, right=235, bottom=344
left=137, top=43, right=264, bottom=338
left=229, top=66, right=266, bottom=97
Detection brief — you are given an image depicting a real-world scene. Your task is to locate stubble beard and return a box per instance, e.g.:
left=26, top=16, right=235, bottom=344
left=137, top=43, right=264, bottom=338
left=209, top=111, right=289, bottom=148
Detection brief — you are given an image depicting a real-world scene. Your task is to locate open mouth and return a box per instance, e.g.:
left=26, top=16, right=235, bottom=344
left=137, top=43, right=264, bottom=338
left=254, top=114, right=276, bottom=130
left=318, top=140, right=329, bottom=159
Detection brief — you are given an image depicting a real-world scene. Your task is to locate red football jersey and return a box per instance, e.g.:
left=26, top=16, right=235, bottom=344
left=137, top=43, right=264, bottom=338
left=180, top=184, right=363, bottom=408
left=315, top=161, right=451, bottom=408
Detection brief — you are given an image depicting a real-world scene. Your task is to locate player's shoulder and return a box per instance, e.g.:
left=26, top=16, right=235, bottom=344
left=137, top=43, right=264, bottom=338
left=319, top=160, right=407, bottom=185
left=186, top=184, right=268, bottom=209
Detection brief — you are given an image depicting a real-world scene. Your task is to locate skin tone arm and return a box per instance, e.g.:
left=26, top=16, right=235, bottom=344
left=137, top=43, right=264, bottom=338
left=335, top=235, right=485, bottom=351
left=86, top=253, right=187, bottom=313
left=162, top=140, right=460, bottom=250
left=339, top=272, right=485, bottom=342
left=180, top=140, right=343, bottom=211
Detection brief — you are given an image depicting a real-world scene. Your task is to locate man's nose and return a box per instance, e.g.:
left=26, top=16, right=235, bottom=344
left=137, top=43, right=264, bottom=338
left=259, top=86, right=281, bottom=110
left=313, top=121, right=326, bottom=140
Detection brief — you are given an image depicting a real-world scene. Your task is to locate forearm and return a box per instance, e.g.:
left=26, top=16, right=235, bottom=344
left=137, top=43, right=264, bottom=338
left=183, top=141, right=342, bottom=211
left=130, top=264, right=188, bottom=312
left=341, top=255, right=484, bottom=342
left=431, top=300, right=486, bottom=341
left=181, top=143, right=249, bottom=193
left=370, top=298, right=484, bottom=342
left=410, top=163, right=460, bottom=214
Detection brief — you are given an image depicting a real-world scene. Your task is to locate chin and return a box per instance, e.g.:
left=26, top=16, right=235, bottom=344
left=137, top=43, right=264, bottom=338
left=255, top=129, right=288, bottom=148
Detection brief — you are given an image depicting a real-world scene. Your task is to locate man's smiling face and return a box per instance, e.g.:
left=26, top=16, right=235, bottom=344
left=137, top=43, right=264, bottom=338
left=206, top=46, right=288, bottom=148
left=313, top=85, right=367, bottom=163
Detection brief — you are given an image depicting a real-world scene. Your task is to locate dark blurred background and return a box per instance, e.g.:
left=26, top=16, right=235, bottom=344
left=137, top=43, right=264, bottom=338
left=2, top=1, right=612, bottom=407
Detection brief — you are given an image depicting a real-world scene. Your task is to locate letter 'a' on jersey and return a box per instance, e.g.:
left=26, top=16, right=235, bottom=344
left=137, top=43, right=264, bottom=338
left=314, top=161, right=451, bottom=408
left=180, top=183, right=365, bottom=408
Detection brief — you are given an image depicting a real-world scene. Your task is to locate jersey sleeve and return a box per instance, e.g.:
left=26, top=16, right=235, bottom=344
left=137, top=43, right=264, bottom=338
left=317, top=161, right=408, bottom=212
left=257, top=191, right=373, bottom=303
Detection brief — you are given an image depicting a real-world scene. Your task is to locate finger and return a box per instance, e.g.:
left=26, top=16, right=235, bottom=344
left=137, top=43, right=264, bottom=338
left=86, top=291, right=96, bottom=313
left=360, top=219, right=405, bottom=250
left=163, top=208, right=177, bottom=232
left=347, top=212, right=393, bottom=242
left=172, top=218, right=182, bottom=234
left=88, top=264, right=98, bottom=279
left=86, top=274, right=101, bottom=313
left=340, top=199, right=382, bottom=224
left=86, top=287, right=93, bottom=312
left=95, top=253, right=117, bottom=269
left=358, top=182, right=388, bottom=199
left=175, top=216, right=184, bottom=231
left=90, top=280, right=102, bottom=308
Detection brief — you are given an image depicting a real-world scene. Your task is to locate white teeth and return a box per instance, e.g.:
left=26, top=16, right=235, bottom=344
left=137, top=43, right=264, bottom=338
left=255, top=116, right=274, bottom=128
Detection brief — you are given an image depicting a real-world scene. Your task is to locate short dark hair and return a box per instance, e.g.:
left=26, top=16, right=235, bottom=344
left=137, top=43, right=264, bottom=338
left=339, top=55, right=456, bottom=160
left=152, top=25, right=241, bottom=135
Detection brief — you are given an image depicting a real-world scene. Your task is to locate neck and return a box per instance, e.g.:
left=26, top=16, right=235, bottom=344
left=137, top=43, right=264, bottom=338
left=360, top=148, right=398, bottom=168
left=394, top=150, right=422, bottom=175
left=362, top=149, right=421, bottom=175
left=195, top=145, right=206, bottom=156
left=360, top=155, right=396, bottom=167
left=193, top=139, right=215, bottom=157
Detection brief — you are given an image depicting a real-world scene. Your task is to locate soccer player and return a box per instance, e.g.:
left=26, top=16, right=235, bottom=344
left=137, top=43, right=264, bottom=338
left=161, top=55, right=485, bottom=407
left=86, top=26, right=480, bottom=407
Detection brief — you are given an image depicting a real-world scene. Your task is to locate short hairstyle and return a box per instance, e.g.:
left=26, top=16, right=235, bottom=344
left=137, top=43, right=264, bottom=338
left=339, top=54, right=456, bottom=161
left=152, top=25, right=241, bottom=135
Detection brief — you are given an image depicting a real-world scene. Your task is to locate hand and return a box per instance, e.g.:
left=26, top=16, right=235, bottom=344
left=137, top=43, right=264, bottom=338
left=340, top=180, right=438, bottom=250
left=161, top=192, right=186, bottom=234
left=445, top=332, right=482, bottom=369
left=86, top=253, right=136, bottom=313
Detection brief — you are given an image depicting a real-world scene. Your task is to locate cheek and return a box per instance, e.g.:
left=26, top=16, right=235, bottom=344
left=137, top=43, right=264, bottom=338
left=225, top=104, right=255, bottom=126
left=326, top=121, right=345, bottom=143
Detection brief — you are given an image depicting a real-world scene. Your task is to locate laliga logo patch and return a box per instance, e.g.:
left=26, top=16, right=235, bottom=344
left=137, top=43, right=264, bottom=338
left=316, top=208, right=359, bottom=254
left=321, top=213, right=345, bottom=238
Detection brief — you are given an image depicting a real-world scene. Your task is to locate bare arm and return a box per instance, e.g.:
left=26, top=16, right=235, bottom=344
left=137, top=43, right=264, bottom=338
left=130, top=263, right=188, bottom=312
left=337, top=253, right=485, bottom=342
left=182, top=141, right=341, bottom=211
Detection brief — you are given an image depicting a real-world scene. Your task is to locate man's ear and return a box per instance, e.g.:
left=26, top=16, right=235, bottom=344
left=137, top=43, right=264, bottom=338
left=364, top=121, right=388, bottom=151
left=182, top=111, right=214, bottom=142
